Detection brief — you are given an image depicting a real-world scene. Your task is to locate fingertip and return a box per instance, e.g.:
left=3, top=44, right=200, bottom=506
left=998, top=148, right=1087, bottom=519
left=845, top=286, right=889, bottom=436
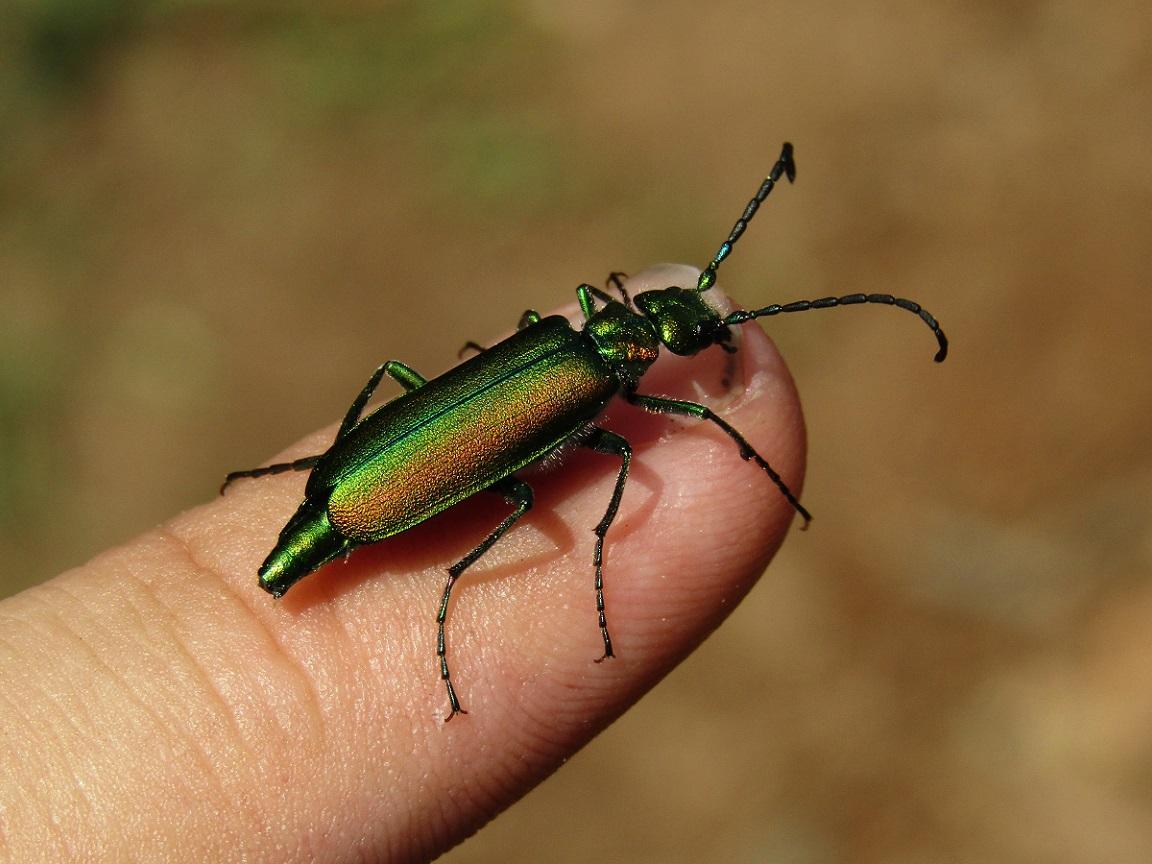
left=516, top=267, right=807, bottom=708
left=603, top=315, right=806, bottom=652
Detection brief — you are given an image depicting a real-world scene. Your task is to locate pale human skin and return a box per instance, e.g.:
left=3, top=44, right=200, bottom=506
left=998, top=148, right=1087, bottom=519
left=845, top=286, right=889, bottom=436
left=0, top=267, right=805, bottom=863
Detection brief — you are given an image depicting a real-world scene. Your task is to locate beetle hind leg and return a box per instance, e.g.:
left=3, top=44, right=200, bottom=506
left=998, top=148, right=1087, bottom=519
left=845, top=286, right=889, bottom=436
left=437, top=476, right=534, bottom=720
left=222, top=359, right=430, bottom=494
left=581, top=427, right=632, bottom=661
left=337, top=360, right=428, bottom=440
left=220, top=454, right=322, bottom=494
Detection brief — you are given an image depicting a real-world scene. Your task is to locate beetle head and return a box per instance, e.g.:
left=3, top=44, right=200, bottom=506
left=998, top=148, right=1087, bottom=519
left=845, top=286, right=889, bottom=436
left=634, top=286, right=732, bottom=356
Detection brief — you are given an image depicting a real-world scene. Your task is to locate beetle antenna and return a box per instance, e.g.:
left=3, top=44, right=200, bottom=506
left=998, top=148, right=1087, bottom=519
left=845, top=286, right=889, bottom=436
left=723, top=293, right=949, bottom=362
left=696, top=142, right=796, bottom=294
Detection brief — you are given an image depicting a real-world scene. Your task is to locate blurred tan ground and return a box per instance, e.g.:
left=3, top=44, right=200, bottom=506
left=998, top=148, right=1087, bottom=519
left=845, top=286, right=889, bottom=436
left=2, top=2, right=1150, bottom=862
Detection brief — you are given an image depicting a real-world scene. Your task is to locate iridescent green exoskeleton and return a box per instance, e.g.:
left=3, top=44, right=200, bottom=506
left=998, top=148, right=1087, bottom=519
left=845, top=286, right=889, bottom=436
left=223, top=143, right=949, bottom=718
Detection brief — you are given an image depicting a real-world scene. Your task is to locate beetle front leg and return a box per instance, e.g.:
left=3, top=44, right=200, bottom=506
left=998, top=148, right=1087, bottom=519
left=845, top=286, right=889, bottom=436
left=627, top=393, right=812, bottom=527
left=604, top=272, right=631, bottom=307
left=580, top=427, right=632, bottom=661
left=578, top=276, right=631, bottom=317
left=576, top=282, right=627, bottom=320
left=577, top=283, right=600, bottom=320
left=437, top=476, right=534, bottom=720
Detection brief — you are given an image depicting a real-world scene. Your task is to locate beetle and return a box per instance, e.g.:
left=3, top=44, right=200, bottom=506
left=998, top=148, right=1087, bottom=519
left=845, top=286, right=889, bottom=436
left=223, top=143, right=948, bottom=717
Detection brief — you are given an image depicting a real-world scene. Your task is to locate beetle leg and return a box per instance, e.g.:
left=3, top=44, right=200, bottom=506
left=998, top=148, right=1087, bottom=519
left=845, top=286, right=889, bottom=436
left=336, top=360, right=428, bottom=441
left=578, top=282, right=627, bottom=319
left=604, top=271, right=632, bottom=308
left=384, top=360, right=427, bottom=391
left=580, top=427, right=632, bottom=662
left=582, top=274, right=639, bottom=314
left=577, top=283, right=599, bottom=320
left=220, top=455, right=323, bottom=494
left=456, top=311, right=541, bottom=359
left=437, top=476, right=534, bottom=720
left=224, top=360, right=430, bottom=492
left=626, top=393, right=812, bottom=527
left=457, top=340, right=486, bottom=358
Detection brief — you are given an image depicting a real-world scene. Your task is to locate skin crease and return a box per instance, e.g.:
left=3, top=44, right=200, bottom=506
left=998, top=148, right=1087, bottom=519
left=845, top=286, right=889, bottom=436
left=0, top=265, right=806, bottom=863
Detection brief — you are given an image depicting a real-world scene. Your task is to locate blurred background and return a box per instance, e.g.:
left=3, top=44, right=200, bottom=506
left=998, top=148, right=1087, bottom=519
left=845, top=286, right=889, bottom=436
left=2, top=1, right=1149, bottom=861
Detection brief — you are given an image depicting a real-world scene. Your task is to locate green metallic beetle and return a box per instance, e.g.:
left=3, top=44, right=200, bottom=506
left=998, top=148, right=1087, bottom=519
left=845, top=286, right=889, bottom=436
left=223, top=143, right=948, bottom=717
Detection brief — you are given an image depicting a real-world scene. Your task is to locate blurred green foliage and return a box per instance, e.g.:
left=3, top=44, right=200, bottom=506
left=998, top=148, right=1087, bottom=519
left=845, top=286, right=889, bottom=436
left=0, top=2, right=576, bottom=592
left=14, top=0, right=141, bottom=95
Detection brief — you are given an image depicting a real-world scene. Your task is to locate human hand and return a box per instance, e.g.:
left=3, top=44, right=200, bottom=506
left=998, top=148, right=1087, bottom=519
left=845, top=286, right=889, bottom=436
left=0, top=266, right=805, bottom=862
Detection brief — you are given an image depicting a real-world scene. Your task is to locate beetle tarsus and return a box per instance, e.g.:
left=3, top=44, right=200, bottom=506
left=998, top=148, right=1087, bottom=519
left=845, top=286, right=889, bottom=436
left=605, top=271, right=632, bottom=307
left=444, top=679, right=467, bottom=721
